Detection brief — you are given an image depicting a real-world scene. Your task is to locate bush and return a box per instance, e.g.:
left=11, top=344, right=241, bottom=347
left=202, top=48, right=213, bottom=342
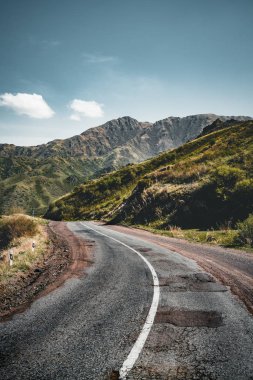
left=234, top=179, right=253, bottom=197
left=211, top=165, right=245, bottom=199
left=236, top=214, right=253, bottom=246
left=0, top=215, right=38, bottom=249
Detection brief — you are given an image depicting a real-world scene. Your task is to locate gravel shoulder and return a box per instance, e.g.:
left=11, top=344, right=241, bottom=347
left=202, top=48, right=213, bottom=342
left=0, top=221, right=92, bottom=320
left=104, top=224, right=253, bottom=315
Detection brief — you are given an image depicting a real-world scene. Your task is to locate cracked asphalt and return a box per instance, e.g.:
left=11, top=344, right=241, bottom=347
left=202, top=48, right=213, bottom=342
left=1, top=221, right=253, bottom=379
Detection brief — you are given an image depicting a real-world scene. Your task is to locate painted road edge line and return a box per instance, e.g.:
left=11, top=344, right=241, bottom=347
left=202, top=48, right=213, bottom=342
left=81, top=222, right=160, bottom=380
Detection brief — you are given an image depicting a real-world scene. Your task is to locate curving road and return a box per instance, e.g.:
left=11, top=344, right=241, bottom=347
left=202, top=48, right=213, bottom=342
left=0, top=221, right=253, bottom=379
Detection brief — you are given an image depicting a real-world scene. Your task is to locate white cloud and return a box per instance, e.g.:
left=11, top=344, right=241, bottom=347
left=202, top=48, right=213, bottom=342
left=70, top=99, right=104, bottom=119
left=0, top=93, right=55, bottom=119
left=83, top=53, right=117, bottom=64
left=70, top=113, right=81, bottom=121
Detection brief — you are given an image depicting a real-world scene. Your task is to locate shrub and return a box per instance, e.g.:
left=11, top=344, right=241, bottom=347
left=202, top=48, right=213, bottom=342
left=0, top=215, right=38, bottom=249
left=211, top=165, right=245, bottom=200
left=236, top=214, right=253, bottom=246
left=137, top=178, right=152, bottom=191
left=234, top=179, right=253, bottom=197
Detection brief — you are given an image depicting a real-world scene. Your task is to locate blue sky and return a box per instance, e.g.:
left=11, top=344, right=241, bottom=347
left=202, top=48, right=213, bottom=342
left=0, top=0, right=252, bottom=145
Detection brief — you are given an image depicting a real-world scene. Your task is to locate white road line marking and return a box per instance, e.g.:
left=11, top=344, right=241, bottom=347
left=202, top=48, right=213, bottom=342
left=81, top=222, right=160, bottom=379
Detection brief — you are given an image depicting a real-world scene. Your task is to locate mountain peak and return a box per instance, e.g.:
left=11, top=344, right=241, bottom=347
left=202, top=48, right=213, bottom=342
left=103, top=115, right=140, bottom=128
left=0, top=114, right=251, bottom=214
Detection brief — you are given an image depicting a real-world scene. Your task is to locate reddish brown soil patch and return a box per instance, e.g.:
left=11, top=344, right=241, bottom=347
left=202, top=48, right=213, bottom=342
left=0, top=221, right=93, bottom=321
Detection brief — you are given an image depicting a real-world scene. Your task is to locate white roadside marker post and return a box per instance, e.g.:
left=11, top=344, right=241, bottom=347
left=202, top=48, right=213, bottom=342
left=9, top=249, right=14, bottom=266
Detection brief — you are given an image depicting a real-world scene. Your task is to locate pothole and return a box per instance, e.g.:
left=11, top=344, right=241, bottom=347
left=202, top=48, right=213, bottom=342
left=155, top=309, right=223, bottom=327
left=159, top=272, right=215, bottom=285
left=189, top=282, right=227, bottom=292
left=138, top=247, right=152, bottom=253
left=154, top=260, right=188, bottom=271
left=106, top=370, right=120, bottom=379
left=158, top=273, right=226, bottom=292
left=195, top=272, right=214, bottom=282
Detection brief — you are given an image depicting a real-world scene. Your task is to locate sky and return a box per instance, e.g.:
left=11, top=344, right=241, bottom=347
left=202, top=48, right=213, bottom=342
left=0, top=0, right=252, bottom=146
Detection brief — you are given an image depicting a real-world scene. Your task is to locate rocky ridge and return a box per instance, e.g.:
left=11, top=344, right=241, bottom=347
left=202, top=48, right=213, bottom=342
left=0, top=114, right=250, bottom=161
left=0, top=114, right=251, bottom=214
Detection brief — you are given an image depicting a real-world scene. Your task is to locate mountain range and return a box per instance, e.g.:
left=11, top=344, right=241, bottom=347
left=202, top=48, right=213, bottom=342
left=0, top=114, right=251, bottom=214
left=45, top=119, right=253, bottom=232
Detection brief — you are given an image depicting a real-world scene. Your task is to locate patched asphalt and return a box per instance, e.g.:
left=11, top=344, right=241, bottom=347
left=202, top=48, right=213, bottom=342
left=1, top=221, right=253, bottom=379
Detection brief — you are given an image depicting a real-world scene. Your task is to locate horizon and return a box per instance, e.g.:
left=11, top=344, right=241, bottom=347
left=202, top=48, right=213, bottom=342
left=0, top=0, right=253, bottom=145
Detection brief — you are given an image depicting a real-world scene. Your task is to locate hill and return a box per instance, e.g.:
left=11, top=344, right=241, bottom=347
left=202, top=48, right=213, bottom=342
left=45, top=120, right=253, bottom=234
left=0, top=114, right=250, bottom=215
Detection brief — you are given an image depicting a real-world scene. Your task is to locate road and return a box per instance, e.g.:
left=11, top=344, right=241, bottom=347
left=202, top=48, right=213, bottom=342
left=0, top=221, right=253, bottom=379
left=107, top=224, right=253, bottom=315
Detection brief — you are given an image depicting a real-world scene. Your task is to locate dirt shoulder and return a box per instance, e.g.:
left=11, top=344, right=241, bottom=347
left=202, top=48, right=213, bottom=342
left=104, top=224, right=253, bottom=315
left=0, top=221, right=93, bottom=321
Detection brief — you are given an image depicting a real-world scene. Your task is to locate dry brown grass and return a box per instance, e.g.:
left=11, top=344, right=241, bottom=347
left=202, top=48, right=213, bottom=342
left=0, top=215, right=48, bottom=284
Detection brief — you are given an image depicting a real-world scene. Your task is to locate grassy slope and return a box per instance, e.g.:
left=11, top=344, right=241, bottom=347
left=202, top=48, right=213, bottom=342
left=45, top=121, right=253, bottom=232
left=0, top=139, right=149, bottom=216
left=0, top=154, right=116, bottom=215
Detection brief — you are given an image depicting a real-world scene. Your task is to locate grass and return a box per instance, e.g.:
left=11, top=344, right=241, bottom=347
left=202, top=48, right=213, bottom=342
left=0, top=214, right=38, bottom=249
left=236, top=214, right=253, bottom=247
left=0, top=214, right=48, bottom=284
left=133, top=224, right=252, bottom=251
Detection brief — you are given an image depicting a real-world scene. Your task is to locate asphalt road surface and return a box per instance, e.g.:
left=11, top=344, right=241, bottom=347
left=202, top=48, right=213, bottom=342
left=0, top=221, right=253, bottom=379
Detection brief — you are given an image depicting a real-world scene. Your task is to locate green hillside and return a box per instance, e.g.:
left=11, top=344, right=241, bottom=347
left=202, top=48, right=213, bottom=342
left=45, top=121, right=253, bottom=236
left=1, top=115, right=250, bottom=215
left=0, top=156, right=106, bottom=215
